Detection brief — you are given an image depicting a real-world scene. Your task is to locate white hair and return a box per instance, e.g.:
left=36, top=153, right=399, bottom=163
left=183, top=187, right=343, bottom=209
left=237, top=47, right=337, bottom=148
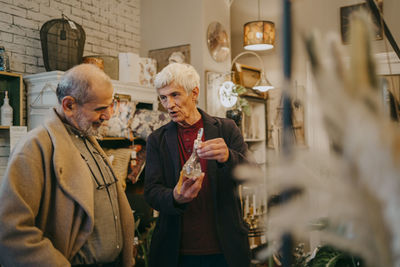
left=154, top=63, right=200, bottom=94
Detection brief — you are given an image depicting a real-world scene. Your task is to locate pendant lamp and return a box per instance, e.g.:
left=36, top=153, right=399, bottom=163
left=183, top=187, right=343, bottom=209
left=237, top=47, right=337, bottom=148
left=243, top=0, right=275, bottom=51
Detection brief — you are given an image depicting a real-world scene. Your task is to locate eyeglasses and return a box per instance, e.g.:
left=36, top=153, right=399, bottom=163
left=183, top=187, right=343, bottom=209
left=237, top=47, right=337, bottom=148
left=81, top=140, right=119, bottom=191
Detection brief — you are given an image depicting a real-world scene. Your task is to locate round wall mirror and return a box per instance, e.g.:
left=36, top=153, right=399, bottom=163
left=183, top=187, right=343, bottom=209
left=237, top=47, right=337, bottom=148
left=207, top=22, right=230, bottom=62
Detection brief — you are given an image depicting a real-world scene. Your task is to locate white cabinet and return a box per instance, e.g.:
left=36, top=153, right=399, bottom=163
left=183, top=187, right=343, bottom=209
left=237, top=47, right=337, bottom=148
left=24, top=71, right=158, bottom=131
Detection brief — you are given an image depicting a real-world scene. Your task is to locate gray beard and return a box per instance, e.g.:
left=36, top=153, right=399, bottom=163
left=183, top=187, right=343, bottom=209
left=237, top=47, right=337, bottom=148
left=75, top=112, right=103, bottom=138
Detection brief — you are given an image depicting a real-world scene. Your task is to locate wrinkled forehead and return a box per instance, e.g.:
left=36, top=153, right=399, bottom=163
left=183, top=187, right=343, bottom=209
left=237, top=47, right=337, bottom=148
left=85, top=79, right=114, bottom=102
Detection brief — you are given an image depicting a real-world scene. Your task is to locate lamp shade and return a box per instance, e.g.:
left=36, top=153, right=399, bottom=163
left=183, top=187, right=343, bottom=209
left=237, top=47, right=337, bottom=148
left=244, top=21, right=275, bottom=51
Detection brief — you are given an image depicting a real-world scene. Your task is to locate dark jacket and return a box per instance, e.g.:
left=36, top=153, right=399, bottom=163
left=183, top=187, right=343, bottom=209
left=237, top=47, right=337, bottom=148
left=144, top=109, right=251, bottom=267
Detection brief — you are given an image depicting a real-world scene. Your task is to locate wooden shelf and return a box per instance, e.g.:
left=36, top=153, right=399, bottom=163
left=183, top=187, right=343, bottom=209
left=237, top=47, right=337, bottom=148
left=0, top=71, right=23, bottom=126
left=0, top=126, right=10, bottom=130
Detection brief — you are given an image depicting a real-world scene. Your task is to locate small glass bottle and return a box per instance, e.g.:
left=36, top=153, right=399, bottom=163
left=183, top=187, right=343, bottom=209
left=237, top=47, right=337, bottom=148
left=182, top=128, right=203, bottom=178
left=177, top=128, right=204, bottom=193
left=1, top=91, right=13, bottom=126
left=0, top=46, right=10, bottom=72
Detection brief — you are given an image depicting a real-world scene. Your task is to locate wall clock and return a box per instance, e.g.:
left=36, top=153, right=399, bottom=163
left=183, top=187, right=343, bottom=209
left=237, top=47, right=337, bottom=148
left=219, top=81, right=237, bottom=108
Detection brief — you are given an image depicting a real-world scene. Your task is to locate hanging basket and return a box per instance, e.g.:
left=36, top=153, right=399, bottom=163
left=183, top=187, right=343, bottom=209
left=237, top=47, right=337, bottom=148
left=40, top=15, right=85, bottom=71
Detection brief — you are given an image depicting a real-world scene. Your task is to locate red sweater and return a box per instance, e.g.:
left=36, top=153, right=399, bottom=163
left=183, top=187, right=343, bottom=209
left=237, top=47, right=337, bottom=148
left=177, top=118, right=221, bottom=255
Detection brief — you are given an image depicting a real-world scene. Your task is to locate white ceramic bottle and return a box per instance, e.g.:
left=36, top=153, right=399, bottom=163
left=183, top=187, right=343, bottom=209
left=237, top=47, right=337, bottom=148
left=1, top=91, right=13, bottom=126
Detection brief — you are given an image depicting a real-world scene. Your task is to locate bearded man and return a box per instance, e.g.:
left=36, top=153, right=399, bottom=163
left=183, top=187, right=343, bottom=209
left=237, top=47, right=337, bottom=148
left=0, top=64, right=135, bottom=267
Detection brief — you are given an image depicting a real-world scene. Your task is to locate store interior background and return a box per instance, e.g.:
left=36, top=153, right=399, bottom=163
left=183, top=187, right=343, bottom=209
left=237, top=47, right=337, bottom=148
left=1, top=0, right=400, bottom=264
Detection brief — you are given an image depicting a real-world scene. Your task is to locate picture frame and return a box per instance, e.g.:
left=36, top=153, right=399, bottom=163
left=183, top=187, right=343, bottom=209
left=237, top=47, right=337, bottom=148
left=148, top=44, right=191, bottom=73
left=205, top=71, right=230, bottom=117
left=340, top=1, right=383, bottom=44
left=232, top=63, right=267, bottom=99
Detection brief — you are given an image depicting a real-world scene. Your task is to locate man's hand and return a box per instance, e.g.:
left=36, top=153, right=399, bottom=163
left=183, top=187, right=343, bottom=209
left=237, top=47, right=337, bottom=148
left=173, top=173, right=204, bottom=204
left=197, top=138, right=229, bottom=163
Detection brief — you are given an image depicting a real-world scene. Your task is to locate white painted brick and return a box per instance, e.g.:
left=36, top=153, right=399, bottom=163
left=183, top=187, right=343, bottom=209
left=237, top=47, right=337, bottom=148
left=116, top=30, right=131, bottom=40
left=25, top=29, right=40, bottom=40
left=0, top=0, right=13, bottom=5
left=13, top=0, right=39, bottom=12
left=132, top=33, right=140, bottom=42
left=12, top=53, right=37, bottom=65
left=1, top=3, right=26, bottom=17
left=0, top=22, right=24, bottom=36
left=49, top=1, right=72, bottom=15
left=109, top=34, right=125, bottom=45
left=71, top=6, right=87, bottom=17
left=81, top=3, right=97, bottom=13
left=0, top=32, right=13, bottom=43
left=91, top=14, right=108, bottom=25
left=62, top=0, right=81, bottom=8
left=1, top=0, right=140, bottom=76
left=25, top=64, right=45, bottom=74
left=92, top=45, right=109, bottom=55
left=14, top=35, right=41, bottom=49
left=82, top=18, right=100, bottom=31
left=101, top=41, right=117, bottom=50
left=0, top=12, right=12, bottom=24
left=37, top=0, right=50, bottom=7
left=95, top=31, right=108, bottom=41
left=38, top=57, right=44, bottom=66
left=85, top=35, right=101, bottom=45
left=26, top=46, right=42, bottom=57
left=3, top=42, right=25, bottom=54
left=26, top=10, right=51, bottom=23
left=13, top=16, right=39, bottom=30
left=108, top=50, right=118, bottom=57
left=10, top=60, right=25, bottom=73
left=39, top=5, right=61, bottom=17
left=100, top=24, right=113, bottom=34
left=66, top=14, right=83, bottom=25
left=124, top=24, right=140, bottom=35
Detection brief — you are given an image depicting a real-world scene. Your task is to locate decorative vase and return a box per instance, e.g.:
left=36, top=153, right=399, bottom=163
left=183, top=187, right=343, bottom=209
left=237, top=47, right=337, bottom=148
left=226, top=109, right=243, bottom=128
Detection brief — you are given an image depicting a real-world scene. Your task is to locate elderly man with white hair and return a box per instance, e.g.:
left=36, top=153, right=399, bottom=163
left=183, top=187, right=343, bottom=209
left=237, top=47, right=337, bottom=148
left=144, top=63, right=251, bottom=267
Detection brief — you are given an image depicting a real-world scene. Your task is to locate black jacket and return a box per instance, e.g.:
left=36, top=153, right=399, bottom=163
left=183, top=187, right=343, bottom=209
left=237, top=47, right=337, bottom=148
left=144, top=109, right=251, bottom=267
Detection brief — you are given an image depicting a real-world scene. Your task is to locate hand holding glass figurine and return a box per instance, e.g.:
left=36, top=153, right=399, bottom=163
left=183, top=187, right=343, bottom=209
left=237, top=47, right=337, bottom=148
left=177, top=128, right=203, bottom=193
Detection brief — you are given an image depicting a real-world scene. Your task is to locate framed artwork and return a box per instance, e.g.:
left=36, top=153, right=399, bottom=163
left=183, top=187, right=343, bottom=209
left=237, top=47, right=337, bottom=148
left=148, top=44, right=191, bottom=72
left=340, top=1, right=383, bottom=44
left=232, top=63, right=267, bottom=99
left=205, top=71, right=230, bottom=117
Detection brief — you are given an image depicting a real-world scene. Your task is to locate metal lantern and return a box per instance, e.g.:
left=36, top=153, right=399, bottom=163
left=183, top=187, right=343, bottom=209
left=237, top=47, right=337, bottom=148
left=40, top=15, right=85, bottom=71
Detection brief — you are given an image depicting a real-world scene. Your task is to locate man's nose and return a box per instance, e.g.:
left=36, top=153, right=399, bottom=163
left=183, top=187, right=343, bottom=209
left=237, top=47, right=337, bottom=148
left=165, top=96, right=175, bottom=109
left=100, top=106, right=113, bottom=121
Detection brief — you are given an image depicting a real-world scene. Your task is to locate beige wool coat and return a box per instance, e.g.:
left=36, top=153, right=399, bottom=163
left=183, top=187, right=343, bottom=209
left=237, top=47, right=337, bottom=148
left=0, top=109, right=135, bottom=267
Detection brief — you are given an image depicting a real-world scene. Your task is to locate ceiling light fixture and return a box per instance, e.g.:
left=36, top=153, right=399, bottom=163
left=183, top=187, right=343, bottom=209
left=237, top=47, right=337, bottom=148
left=243, top=0, right=275, bottom=51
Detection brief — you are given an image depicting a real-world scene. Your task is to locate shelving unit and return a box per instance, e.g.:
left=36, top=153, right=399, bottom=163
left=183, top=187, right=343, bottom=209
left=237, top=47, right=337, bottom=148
left=0, top=71, right=23, bottom=126
left=0, top=71, right=25, bottom=182
left=238, top=96, right=268, bottom=249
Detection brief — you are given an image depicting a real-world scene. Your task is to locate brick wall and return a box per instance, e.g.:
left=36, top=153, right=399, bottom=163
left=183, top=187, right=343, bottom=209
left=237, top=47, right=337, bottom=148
left=0, top=0, right=141, bottom=75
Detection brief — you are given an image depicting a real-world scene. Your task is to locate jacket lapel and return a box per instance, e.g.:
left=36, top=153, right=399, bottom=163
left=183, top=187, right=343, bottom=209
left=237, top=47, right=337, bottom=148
left=199, top=109, right=219, bottom=201
left=165, top=121, right=181, bottom=182
left=43, top=109, right=95, bottom=223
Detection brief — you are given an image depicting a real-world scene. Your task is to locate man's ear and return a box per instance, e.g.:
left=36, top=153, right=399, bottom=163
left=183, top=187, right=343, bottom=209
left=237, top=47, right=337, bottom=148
left=61, top=96, right=76, bottom=117
left=191, top=87, right=199, bottom=102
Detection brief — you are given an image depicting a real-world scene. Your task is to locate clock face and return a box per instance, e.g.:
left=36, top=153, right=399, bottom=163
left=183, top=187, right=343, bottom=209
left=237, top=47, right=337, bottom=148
left=219, top=81, right=238, bottom=108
